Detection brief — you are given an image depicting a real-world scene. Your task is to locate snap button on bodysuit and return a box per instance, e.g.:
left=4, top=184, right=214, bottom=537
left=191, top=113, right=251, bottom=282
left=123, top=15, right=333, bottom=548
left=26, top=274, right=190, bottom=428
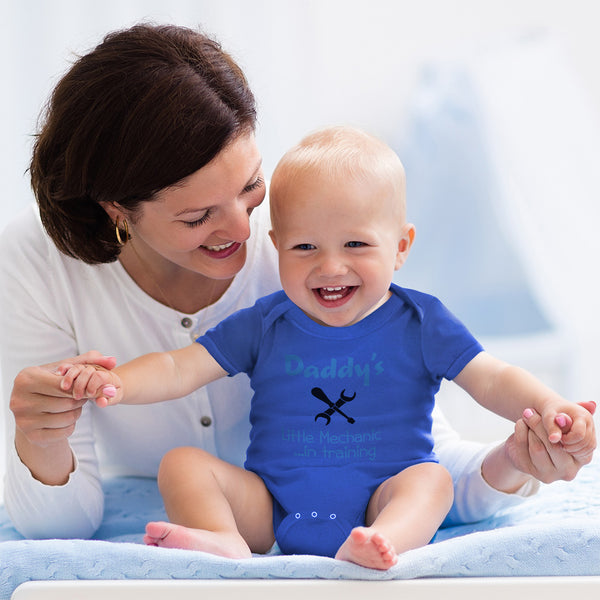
left=275, top=510, right=352, bottom=557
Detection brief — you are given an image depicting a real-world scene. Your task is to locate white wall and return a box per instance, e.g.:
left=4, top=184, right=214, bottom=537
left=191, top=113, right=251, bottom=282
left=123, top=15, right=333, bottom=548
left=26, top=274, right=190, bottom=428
left=3, top=0, right=600, bottom=226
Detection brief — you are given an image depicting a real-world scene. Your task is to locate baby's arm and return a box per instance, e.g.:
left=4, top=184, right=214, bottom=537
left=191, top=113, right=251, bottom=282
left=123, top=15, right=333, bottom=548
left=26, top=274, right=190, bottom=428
left=454, top=352, right=596, bottom=457
left=60, top=343, right=227, bottom=406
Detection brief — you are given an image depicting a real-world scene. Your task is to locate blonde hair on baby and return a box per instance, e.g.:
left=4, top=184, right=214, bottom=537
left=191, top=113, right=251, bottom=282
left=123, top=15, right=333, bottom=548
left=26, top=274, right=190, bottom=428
left=270, top=125, right=406, bottom=219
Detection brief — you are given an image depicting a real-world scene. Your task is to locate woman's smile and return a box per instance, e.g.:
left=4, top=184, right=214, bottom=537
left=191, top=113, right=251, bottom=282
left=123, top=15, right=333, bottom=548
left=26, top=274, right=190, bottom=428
left=199, top=241, right=242, bottom=258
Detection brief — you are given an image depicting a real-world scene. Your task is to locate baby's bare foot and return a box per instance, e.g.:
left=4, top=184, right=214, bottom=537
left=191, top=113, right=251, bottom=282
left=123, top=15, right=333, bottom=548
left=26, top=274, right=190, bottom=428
left=335, top=526, right=398, bottom=570
left=144, top=521, right=251, bottom=559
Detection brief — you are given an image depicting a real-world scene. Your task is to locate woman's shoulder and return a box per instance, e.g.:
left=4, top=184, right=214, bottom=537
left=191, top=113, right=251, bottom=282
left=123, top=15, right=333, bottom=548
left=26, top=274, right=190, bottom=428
left=0, top=204, right=52, bottom=268
left=1, top=203, right=41, bottom=241
left=0, top=203, right=102, bottom=283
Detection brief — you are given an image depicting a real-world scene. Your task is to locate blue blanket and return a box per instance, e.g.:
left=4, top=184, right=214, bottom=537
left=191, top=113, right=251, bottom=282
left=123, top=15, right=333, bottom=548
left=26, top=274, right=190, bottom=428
left=1, top=458, right=600, bottom=599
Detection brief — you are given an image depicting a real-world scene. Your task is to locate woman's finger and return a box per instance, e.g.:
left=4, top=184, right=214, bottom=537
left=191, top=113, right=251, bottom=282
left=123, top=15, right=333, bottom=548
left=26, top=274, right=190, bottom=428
left=578, top=400, right=597, bottom=415
left=69, top=351, right=117, bottom=370
left=522, top=408, right=585, bottom=482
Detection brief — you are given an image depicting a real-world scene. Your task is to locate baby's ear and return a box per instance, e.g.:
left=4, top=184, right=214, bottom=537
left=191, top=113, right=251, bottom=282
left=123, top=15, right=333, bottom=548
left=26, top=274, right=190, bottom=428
left=395, top=224, right=416, bottom=270
left=268, top=229, right=279, bottom=250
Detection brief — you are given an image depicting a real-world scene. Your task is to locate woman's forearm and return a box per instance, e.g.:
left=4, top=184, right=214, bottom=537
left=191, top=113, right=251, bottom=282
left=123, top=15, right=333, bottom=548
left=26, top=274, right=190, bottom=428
left=480, top=440, right=535, bottom=494
left=14, top=429, right=75, bottom=486
left=6, top=423, right=104, bottom=539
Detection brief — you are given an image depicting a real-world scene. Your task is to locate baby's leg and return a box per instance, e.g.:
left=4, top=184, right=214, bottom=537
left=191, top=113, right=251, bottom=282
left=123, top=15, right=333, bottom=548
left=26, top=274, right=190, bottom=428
left=144, top=447, right=275, bottom=558
left=335, top=462, right=453, bottom=569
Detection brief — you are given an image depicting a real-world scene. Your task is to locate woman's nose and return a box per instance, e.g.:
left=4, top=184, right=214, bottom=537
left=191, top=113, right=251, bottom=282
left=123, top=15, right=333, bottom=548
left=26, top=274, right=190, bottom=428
left=218, top=201, right=252, bottom=242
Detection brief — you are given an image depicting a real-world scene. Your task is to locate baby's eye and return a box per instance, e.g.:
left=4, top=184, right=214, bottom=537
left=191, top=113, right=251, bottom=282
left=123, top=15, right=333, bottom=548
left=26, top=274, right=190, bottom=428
left=346, top=241, right=366, bottom=248
left=294, top=243, right=316, bottom=251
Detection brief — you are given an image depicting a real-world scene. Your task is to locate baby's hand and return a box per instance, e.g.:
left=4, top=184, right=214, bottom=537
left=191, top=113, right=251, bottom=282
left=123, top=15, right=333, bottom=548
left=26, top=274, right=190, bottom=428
left=57, top=362, right=121, bottom=408
left=532, top=401, right=596, bottom=460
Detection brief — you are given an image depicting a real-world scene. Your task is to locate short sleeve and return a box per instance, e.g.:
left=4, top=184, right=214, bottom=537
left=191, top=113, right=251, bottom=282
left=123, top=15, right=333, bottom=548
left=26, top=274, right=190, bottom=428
left=197, top=303, right=265, bottom=377
left=420, top=296, right=483, bottom=380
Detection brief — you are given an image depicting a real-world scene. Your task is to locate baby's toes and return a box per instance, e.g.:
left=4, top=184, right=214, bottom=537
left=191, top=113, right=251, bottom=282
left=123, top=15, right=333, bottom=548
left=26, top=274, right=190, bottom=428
left=372, top=532, right=392, bottom=552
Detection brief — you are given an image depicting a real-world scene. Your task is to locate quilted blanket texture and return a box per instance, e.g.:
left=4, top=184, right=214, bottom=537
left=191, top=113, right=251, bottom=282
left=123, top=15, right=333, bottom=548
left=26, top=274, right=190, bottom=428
left=1, top=457, right=599, bottom=599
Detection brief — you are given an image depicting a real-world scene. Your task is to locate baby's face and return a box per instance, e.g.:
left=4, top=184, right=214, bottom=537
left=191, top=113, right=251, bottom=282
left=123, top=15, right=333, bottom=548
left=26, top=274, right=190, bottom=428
left=270, top=171, right=413, bottom=327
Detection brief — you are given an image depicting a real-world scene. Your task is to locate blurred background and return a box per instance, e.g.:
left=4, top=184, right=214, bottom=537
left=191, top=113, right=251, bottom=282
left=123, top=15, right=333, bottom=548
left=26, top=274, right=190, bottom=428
left=2, top=0, right=599, bottom=464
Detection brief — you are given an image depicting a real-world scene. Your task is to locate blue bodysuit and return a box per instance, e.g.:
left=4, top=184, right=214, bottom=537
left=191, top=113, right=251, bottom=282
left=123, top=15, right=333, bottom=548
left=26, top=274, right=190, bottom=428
left=197, top=285, right=482, bottom=557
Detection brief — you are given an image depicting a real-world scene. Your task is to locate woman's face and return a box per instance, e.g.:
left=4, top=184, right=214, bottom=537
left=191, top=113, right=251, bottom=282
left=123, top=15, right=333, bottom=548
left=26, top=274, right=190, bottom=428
left=123, top=132, right=265, bottom=281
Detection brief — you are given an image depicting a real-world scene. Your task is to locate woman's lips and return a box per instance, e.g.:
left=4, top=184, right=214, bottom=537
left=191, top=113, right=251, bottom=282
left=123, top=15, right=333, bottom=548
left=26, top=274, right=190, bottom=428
left=199, top=241, right=242, bottom=259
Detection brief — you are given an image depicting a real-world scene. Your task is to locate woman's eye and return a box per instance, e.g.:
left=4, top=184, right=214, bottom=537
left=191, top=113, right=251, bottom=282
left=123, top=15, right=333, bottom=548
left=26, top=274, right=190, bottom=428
left=243, top=176, right=264, bottom=194
left=183, top=211, right=212, bottom=228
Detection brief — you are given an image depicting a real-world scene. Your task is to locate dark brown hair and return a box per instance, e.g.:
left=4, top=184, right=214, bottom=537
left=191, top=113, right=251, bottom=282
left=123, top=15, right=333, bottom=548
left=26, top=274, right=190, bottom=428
left=31, top=23, right=257, bottom=263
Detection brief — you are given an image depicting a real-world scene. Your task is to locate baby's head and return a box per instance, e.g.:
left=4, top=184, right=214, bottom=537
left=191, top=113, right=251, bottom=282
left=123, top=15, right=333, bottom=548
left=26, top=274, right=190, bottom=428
left=270, top=125, right=407, bottom=228
left=269, top=126, right=415, bottom=327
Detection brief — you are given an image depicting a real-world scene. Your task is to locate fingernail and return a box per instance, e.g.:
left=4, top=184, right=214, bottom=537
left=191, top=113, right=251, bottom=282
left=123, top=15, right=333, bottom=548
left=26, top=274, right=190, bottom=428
left=523, top=408, right=534, bottom=419
left=103, top=385, right=117, bottom=398
left=556, top=415, right=567, bottom=428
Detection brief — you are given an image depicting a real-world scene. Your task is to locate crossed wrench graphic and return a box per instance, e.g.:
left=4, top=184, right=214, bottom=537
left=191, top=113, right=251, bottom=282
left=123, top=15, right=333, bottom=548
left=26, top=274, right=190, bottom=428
left=312, top=387, right=356, bottom=425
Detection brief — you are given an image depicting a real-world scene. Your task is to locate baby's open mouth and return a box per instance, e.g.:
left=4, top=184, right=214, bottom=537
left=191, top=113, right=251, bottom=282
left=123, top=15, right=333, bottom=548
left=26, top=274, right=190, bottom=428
left=316, top=286, right=355, bottom=301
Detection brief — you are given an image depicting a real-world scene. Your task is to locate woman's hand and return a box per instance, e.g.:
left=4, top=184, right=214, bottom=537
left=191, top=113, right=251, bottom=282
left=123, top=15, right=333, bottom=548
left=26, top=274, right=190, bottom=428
left=10, top=351, right=117, bottom=447
left=9, top=351, right=116, bottom=485
left=511, top=401, right=595, bottom=482
left=482, top=401, right=596, bottom=492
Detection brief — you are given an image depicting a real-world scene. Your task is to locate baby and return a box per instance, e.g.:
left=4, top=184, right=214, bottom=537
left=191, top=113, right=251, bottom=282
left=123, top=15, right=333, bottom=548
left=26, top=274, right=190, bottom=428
left=60, top=126, right=595, bottom=570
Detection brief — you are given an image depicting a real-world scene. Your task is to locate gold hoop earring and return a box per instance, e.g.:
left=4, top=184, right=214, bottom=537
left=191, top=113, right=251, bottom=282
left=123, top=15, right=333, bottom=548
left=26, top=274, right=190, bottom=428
left=115, top=217, right=129, bottom=246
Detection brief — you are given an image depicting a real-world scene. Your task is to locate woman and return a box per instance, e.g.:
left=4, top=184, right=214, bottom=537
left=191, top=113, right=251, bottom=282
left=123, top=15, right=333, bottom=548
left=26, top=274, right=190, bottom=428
left=0, top=23, right=590, bottom=540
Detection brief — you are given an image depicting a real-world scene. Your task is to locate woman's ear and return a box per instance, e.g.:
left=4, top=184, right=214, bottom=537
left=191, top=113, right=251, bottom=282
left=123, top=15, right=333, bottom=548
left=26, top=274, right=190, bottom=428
left=99, top=201, right=126, bottom=223
left=395, top=223, right=416, bottom=270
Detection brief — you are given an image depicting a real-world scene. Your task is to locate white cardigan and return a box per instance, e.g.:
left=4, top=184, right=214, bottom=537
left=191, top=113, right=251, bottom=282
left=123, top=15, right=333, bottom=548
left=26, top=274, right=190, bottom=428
left=0, top=201, right=534, bottom=539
